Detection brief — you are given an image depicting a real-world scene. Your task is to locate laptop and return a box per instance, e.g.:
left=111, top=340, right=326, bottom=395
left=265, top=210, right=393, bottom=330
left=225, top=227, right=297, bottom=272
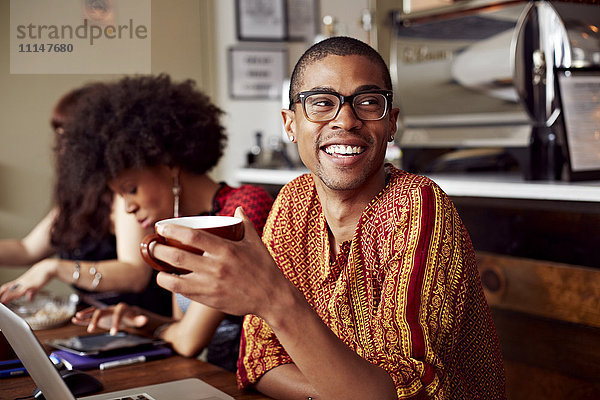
left=0, top=302, right=233, bottom=400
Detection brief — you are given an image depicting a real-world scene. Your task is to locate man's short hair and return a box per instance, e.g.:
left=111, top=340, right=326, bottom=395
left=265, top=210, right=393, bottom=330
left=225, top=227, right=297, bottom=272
left=289, top=36, right=392, bottom=107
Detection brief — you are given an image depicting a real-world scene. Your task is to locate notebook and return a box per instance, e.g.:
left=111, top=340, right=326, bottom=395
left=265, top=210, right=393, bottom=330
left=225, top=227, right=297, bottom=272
left=0, top=302, right=233, bottom=400
left=51, top=345, right=172, bottom=370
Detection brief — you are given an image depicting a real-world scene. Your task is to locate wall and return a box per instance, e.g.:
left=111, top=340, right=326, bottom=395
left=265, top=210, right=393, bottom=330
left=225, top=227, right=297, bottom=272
left=0, top=1, right=214, bottom=241
left=0, top=0, right=215, bottom=290
left=213, top=0, right=371, bottom=184
left=213, top=0, right=451, bottom=183
left=0, top=0, right=380, bottom=282
left=0, top=0, right=373, bottom=240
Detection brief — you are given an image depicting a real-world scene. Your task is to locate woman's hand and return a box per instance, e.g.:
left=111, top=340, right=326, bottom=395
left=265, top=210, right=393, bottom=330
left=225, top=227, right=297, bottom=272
left=0, top=258, right=58, bottom=303
left=72, top=303, right=149, bottom=335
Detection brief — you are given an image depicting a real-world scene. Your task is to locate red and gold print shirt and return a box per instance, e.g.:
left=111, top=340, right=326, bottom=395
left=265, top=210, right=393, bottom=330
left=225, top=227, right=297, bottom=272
left=237, top=165, right=505, bottom=399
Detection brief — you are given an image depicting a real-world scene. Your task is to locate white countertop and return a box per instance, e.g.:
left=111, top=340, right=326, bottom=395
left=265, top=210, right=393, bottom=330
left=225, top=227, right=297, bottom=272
left=234, top=168, right=600, bottom=202
left=427, top=173, right=600, bottom=202
left=235, top=168, right=309, bottom=186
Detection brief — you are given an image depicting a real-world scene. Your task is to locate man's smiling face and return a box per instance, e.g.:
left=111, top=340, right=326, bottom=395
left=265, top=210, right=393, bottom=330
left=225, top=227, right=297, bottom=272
left=285, top=54, right=399, bottom=192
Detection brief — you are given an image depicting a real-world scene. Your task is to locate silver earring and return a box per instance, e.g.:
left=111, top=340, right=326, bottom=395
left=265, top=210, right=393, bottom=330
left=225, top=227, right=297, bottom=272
left=172, top=173, right=181, bottom=218
left=389, top=135, right=395, bottom=142
left=289, top=135, right=295, bottom=142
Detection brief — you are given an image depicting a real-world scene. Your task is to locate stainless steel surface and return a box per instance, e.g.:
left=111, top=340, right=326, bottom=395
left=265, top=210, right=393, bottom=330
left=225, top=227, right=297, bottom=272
left=513, top=1, right=567, bottom=126
left=391, top=1, right=530, bottom=132
left=389, top=0, right=600, bottom=149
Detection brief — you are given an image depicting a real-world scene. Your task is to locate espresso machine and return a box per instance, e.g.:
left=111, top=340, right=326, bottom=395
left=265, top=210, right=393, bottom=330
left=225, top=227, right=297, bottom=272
left=390, top=0, right=600, bottom=180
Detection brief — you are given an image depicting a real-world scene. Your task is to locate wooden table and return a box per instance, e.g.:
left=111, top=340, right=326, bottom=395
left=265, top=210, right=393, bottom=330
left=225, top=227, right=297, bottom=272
left=1, top=323, right=271, bottom=399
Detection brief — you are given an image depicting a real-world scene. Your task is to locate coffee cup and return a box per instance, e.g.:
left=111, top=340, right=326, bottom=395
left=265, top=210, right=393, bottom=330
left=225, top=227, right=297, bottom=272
left=140, top=215, right=244, bottom=274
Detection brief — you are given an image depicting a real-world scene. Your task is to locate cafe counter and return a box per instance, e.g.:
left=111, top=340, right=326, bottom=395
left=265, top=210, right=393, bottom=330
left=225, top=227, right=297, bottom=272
left=234, top=167, right=600, bottom=202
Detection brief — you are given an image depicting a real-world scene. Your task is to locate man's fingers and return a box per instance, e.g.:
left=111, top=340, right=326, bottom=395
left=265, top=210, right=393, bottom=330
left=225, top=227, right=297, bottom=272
left=156, top=270, right=187, bottom=294
left=156, top=221, right=222, bottom=252
left=152, top=241, right=206, bottom=274
left=235, top=206, right=258, bottom=241
left=156, top=215, right=247, bottom=256
left=156, top=268, right=217, bottom=301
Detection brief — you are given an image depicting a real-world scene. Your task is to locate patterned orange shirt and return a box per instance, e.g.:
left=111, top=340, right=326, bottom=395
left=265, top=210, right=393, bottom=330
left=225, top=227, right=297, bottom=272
left=237, top=165, right=505, bottom=399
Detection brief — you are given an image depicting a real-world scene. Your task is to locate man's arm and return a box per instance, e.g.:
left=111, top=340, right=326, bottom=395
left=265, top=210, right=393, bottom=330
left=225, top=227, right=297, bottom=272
left=257, top=281, right=396, bottom=400
left=254, top=363, right=314, bottom=399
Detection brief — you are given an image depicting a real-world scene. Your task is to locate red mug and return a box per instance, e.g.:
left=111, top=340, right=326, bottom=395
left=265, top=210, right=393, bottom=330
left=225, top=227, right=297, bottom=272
left=140, top=216, right=244, bottom=274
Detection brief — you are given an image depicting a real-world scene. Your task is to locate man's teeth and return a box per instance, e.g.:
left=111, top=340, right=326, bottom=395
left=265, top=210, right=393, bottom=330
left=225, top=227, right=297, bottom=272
left=324, top=145, right=364, bottom=155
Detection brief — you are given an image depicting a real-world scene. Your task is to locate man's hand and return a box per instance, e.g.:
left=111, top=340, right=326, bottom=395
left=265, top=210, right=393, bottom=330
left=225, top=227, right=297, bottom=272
left=154, top=207, right=293, bottom=320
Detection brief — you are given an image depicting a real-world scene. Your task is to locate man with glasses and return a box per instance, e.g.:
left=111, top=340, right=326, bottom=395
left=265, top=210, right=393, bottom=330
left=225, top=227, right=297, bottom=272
left=154, top=36, right=506, bottom=399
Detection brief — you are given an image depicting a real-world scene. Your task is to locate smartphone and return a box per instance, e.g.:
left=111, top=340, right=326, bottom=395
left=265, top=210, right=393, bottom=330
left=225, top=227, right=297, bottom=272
left=0, top=359, right=27, bottom=378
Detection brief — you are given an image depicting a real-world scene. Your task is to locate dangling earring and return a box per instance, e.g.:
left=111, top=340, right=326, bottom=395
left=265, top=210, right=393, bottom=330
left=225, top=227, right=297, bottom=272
left=172, top=173, right=181, bottom=218
left=389, top=135, right=395, bottom=142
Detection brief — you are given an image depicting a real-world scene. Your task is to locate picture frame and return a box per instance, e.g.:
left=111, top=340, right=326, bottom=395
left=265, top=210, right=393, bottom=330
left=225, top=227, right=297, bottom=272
left=286, top=0, right=319, bottom=42
left=228, top=47, right=287, bottom=99
left=236, top=0, right=287, bottom=41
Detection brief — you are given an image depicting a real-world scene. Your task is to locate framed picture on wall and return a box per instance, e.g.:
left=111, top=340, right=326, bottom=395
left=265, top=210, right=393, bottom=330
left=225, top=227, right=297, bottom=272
left=228, top=47, right=287, bottom=99
left=236, top=0, right=287, bottom=41
left=286, top=0, right=319, bottom=42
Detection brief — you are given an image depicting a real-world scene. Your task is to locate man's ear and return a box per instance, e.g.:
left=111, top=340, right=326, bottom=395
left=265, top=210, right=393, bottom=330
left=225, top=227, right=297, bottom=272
left=281, top=109, right=297, bottom=143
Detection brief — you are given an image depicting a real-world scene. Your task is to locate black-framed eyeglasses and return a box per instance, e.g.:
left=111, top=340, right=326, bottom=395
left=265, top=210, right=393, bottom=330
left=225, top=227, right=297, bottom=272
left=290, top=89, right=393, bottom=122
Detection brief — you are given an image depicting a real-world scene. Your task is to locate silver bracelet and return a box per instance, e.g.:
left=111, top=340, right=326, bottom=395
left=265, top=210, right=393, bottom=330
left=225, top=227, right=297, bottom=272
left=89, top=264, right=102, bottom=290
left=72, top=261, right=81, bottom=283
